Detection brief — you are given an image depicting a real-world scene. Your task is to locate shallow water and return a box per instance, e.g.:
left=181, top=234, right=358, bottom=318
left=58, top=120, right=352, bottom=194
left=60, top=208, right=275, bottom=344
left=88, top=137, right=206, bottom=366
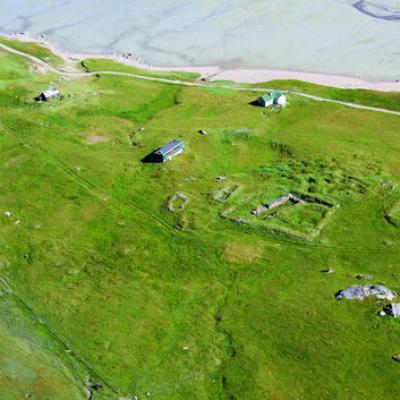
left=1, top=0, right=399, bottom=80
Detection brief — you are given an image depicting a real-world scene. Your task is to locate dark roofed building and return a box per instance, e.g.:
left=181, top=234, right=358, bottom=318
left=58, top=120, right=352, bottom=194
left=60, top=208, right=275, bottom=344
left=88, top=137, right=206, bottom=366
left=153, top=139, right=184, bottom=162
left=35, top=87, right=59, bottom=102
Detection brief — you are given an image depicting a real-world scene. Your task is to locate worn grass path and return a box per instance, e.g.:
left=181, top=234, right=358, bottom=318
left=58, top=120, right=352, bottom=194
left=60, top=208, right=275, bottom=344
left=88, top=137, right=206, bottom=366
left=1, top=41, right=400, bottom=118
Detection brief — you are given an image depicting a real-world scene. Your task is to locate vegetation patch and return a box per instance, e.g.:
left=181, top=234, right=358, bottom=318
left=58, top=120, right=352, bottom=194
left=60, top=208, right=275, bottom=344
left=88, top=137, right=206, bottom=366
left=0, top=279, right=113, bottom=400
left=78, top=132, right=110, bottom=145
left=0, top=37, right=64, bottom=68
left=219, top=127, right=252, bottom=145
left=222, top=241, right=264, bottom=264
left=255, top=158, right=381, bottom=199
left=269, top=140, right=294, bottom=157
left=82, top=58, right=200, bottom=82
left=199, top=86, right=237, bottom=96
left=118, top=85, right=181, bottom=123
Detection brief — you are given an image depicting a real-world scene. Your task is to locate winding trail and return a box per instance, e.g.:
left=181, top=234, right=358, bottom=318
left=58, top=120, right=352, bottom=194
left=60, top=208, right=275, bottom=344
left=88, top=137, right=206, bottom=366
left=1, top=41, right=400, bottom=118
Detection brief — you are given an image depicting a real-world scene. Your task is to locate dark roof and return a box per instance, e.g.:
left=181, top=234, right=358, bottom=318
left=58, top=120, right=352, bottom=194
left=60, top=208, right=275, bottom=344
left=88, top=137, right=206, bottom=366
left=155, top=140, right=183, bottom=156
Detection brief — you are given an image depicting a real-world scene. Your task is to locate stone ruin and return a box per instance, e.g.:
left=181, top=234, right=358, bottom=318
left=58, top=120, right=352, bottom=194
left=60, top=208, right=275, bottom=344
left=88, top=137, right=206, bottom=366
left=222, top=188, right=336, bottom=240
left=252, top=193, right=302, bottom=216
left=167, top=192, right=189, bottom=212
left=214, top=184, right=239, bottom=202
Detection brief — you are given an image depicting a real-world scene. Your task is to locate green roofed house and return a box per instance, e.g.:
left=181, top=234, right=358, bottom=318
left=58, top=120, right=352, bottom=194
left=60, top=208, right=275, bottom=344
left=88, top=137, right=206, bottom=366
left=256, top=91, right=287, bottom=107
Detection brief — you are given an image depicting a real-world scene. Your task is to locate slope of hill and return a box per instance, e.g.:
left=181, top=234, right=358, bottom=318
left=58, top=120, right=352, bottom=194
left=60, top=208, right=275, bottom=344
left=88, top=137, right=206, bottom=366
left=0, top=42, right=400, bottom=400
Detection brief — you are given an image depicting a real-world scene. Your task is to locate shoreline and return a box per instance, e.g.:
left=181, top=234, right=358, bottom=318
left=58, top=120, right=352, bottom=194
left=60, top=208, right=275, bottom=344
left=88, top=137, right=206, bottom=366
left=2, top=32, right=400, bottom=93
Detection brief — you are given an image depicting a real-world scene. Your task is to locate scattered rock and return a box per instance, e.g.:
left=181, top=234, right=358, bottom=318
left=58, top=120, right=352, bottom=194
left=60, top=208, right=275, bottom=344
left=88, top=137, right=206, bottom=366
left=216, top=176, right=227, bottom=181
left=84, top=377, right=103, bottom=400
left=83, top=387, right=92, bottom=400
left=182, top=346, right=189, bottom=351
left=4, top=211, right=11, bottom=217
left=356, top=274, right=374, bottom=280
left=14, top=220, right=21, bottom=225
left=138, top=127, right=145, bottom=132
left=382, top=180, right=396, bottom=189
left=335, top=285, right=397, bottom=301
left=392, top=355, right=400, bottom=362
left=322, top=267, right=335, bottom=274
left=381, top=303, right=400, bottom=317
left=119, top=397, right=138, bottom=400
left=199, top=129, right=207, bottom=135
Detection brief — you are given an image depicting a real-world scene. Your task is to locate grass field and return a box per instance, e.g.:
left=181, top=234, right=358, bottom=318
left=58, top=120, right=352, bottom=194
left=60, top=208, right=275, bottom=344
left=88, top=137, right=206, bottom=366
left=257, top=79, right=400, bottom=112
left=1, top=43, right=400, bottom=399
left=0, top=37, right=64, bottom=68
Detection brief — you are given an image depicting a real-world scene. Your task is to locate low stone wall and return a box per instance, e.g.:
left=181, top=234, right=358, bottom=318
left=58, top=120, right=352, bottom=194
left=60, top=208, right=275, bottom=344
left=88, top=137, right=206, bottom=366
left=252, top=193, right=303, bottom=216
left=167, top=192, right=189, bottom=212
left=224, top=192, right=336, bottom=241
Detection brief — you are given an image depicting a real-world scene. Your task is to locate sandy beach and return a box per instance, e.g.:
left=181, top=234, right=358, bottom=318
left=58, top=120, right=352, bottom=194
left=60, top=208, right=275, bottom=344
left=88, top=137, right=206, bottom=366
left=2, top=32, right=400, bottom=93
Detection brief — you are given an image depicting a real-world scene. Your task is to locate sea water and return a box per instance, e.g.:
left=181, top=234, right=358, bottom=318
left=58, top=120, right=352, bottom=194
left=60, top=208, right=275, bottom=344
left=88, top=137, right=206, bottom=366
left=0, top=0, right=399, bottom=81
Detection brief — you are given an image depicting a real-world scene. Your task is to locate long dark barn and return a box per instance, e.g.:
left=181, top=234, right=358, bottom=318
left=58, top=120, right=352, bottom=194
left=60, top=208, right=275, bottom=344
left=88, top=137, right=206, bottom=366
left=153, top=140, right=184, bottom=163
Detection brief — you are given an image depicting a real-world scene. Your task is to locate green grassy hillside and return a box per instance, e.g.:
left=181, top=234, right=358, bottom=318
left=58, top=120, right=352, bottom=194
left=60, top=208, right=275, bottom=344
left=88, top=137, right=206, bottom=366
left=1, top=44, right=400, bottom=400
left=0, top=37, right=64, bottom=68
left=256, top=79, right=400, bottom=112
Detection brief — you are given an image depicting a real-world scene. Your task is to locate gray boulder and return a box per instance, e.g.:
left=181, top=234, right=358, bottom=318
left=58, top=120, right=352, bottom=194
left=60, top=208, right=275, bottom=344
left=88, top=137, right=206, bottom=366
left=356, top=274, right=374, bottom=280
left=335, top=285, right=397, bottom=301
left=381, top=303, right=400, bottom=317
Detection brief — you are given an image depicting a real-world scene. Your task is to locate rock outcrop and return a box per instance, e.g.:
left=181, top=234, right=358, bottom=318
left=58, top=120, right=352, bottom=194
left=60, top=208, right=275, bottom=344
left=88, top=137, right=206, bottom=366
left=335, top=285, right=397, bottom=301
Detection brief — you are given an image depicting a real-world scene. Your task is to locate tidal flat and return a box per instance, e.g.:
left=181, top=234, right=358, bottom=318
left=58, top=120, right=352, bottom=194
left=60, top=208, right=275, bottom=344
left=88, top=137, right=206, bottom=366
left=0, top=0, right=399, bottom=81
